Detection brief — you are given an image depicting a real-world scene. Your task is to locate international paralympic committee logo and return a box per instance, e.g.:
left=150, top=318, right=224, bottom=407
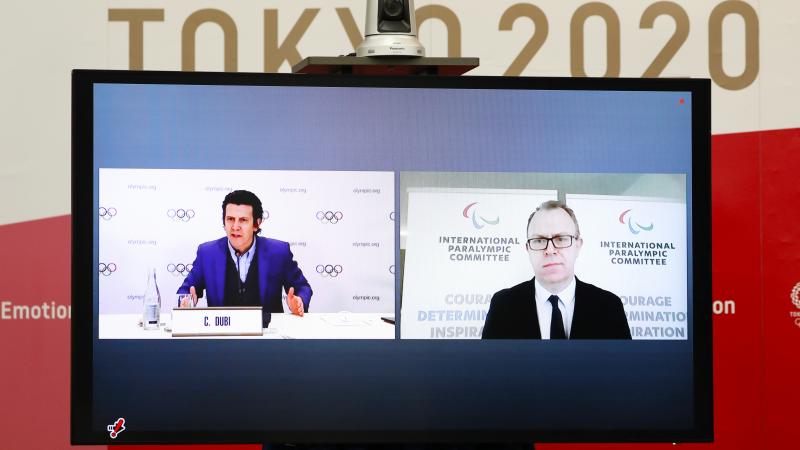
left=619, top=209, right=654, bottom=235
left=316, top=210, right=343, bottom=224
left=463, top=202, right=499, bottom=230
left=316, top=264, right=343, bottom=278
left=167, top=208, right=195, bottom=222
left=99, top=263, right=117, bottom=276
left=167, top=263, right=193, bottom=277
left=99, top=207, right=117, bottom=221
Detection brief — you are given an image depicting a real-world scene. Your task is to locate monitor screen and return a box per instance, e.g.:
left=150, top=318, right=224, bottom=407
left=71, top=71, right=712, bottom=444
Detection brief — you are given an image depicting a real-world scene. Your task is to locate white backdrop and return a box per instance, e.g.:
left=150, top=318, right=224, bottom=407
left=568, top=194, right=688, bottom=340
left=400, top=187, right=556, bottom=339
left=98, top=168, right=395, bottom=315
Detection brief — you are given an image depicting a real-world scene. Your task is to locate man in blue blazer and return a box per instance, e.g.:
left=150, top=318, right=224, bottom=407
left=177, top=190, right=312, bottom=328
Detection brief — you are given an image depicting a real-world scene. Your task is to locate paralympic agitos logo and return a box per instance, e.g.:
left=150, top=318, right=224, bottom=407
left=463, top=202, right=499, bottom=230
left=619, top=209, right=654, bottom=235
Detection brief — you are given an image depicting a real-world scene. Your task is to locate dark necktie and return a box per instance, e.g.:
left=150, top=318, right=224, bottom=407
left=548, top=295, right=566, bottom=339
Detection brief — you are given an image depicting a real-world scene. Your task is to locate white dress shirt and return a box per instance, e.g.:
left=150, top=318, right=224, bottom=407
left=534, top=277, right=577, bottom=339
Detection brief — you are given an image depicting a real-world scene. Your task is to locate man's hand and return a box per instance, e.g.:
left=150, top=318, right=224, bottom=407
left=179, top=286, right=198, bottom=308
left=287, top=287, right=305, bottom=316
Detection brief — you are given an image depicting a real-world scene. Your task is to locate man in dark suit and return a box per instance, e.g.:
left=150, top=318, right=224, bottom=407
left=177, top=190, right=312, bottom=328
left=482, top=200, right=630, bottom=339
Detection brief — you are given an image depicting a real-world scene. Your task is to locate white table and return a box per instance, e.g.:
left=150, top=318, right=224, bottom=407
left=99, top=313, right=395, bottom=339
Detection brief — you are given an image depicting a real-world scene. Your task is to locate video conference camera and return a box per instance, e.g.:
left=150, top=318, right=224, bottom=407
left=356, top=0, right=426, bottom=57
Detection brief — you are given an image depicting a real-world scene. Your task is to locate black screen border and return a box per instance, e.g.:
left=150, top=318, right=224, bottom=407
left=71, top=70, right=712, bottom=445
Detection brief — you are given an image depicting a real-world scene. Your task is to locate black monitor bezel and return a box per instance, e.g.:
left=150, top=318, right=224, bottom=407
left=71, top=70, right=712, bottom=445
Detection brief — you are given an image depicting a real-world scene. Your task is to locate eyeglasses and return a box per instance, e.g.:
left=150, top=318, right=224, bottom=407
left=526, top=235, right=578, bottom=251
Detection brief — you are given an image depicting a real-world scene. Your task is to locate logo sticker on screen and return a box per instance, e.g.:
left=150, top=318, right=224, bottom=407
left=107, top=417, right=126, bottom=439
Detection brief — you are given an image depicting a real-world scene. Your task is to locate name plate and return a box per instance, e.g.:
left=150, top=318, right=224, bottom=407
left=171, top=307, right=263, bottom=337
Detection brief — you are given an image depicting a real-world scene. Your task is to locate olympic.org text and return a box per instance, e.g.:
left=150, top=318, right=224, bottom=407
left=205, top=186, right=233, bottom=192
left=127, top=184, right=156, bottom=191
left=128, top=239, right=157, bottom=246
left=353, top=188, right=380, bottom=194
left=352, top=242, right=380, bottom=248
left=280, top=187, right=307, bottom=193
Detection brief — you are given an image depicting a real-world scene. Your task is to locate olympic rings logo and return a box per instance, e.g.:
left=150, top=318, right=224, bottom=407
left=167, top=208, right=196, bottom=222
left=99, top=263, right=117, bottom=276
left=316, top=211, right=343, bottom=224
left=316, top=264, right=343, bottom=278
left=167, top=263, right=193, bottom=277
left=99, top=207, right=117, bottom=221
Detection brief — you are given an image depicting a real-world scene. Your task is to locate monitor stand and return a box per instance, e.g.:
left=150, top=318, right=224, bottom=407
left=264, top=444, right=533, bottom=450
left=291, top=56, right=480, bottom=76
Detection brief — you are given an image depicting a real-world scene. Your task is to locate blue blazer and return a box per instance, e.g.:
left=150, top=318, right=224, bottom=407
left=178, top=236, right=312, bottom=325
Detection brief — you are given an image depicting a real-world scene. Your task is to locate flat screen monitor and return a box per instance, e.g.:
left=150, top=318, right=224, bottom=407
left=71, top=70, right=712, bottom=445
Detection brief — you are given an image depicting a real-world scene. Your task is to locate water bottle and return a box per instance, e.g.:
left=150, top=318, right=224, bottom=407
left=142, top=268, right=161, bottom=330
